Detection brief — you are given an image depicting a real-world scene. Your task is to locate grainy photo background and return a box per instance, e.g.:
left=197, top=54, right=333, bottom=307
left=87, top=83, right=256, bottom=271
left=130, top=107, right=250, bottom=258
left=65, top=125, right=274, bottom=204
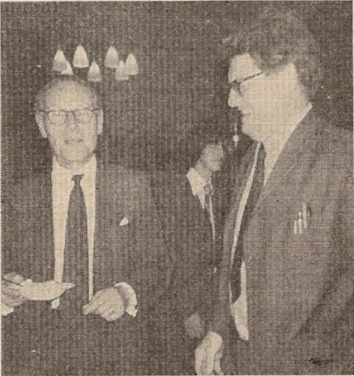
left=2, top=1, right=352, bottom=180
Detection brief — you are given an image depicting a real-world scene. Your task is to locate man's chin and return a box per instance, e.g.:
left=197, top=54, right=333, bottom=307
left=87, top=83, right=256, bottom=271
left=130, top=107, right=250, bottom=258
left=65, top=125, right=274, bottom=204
left=241, top=123, right=254, bottom=136
left=241, top=120, right=260, bottom=140
left=57, top=151, right=94, bottom=165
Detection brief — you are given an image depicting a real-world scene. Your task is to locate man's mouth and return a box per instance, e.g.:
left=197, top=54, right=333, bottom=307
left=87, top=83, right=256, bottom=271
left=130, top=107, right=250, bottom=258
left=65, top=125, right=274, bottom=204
left=64, top=139, right=83, bottom=145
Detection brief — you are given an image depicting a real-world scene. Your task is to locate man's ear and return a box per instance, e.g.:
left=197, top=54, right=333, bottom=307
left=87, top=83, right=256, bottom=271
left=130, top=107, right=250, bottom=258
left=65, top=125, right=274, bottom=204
left=268, top=63, right=299, bottom=99
left=35, top=112, right=48, bottom=138
left=96, top=109, right=103, bottom=135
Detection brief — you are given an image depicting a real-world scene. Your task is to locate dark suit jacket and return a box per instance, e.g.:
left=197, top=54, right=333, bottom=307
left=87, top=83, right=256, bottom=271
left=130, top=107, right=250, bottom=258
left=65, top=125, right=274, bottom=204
left=214, top=111, right=353, bottom=374
left=2, top=161, right=168, bottom=375
left=151, top=171, right=223, bottom=322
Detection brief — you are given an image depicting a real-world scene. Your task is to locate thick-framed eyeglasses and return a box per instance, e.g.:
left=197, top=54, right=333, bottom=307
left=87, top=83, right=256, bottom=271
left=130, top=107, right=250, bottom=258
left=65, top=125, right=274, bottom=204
left=39, top=108, right=100, bottom=125
left=231, top=71, right=263, bottom=95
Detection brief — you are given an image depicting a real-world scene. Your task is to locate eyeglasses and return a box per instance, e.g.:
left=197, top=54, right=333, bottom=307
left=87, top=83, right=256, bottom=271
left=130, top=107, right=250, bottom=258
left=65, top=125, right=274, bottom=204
left=231, top=71, right=263, bottom=95
left=39, top=108, right=100, bottom=125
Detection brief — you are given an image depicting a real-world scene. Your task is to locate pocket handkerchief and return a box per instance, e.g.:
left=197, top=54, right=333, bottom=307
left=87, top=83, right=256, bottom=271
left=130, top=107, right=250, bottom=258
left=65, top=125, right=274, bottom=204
left=119, top=217, right=129, bottom=226
left=293, top=202, right=311, bottom=235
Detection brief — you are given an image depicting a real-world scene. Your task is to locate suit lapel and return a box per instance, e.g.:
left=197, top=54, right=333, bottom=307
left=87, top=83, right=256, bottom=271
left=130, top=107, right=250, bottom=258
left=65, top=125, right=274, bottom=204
left=185, top=178, right=210, bottom=227
left=40, top=173, right=56, bottom=280
left=16, top=171, right=55, bottom=281
left=254, top=110, right=319, bottom=214
left=230, top=141, right=260, bottom=209
left=94, top=162, right=127, bottom=241
left=94, top=163, right=130, bottom=289
left=95, top=162, right=127, bottom=232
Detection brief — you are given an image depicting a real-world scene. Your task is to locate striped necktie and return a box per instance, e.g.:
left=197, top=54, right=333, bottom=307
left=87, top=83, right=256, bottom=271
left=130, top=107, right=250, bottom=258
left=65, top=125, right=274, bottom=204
left=204, top=183, right=216, bottom=241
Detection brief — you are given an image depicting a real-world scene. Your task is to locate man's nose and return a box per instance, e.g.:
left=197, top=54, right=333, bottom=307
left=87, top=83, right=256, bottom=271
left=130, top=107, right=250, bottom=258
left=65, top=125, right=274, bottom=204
left=65, top=112, right=78, bottom=130
left=228, top=88, right=241, bottom=108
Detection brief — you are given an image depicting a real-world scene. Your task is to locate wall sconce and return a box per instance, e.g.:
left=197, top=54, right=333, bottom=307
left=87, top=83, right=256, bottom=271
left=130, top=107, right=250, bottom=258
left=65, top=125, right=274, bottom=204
left=52, top=45, right=139, bottom=82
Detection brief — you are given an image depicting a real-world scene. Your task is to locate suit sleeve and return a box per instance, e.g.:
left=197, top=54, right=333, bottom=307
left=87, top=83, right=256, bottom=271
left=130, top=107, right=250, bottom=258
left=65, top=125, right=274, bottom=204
left=169, top=236, right=212, bottom=321
left=120, top=171, right=170, bottom=314
left=2, top=193, right=17, bottom=275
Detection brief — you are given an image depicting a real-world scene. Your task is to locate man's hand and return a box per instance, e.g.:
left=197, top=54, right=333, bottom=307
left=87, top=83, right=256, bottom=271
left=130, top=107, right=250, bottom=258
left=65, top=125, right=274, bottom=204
left=83, top=287, right=125, bottom=322
left=2, top=272, right=27, bottom=308
left=184, top=312, right=205, bottom=339
left=195, top=331, right=224, bottom=375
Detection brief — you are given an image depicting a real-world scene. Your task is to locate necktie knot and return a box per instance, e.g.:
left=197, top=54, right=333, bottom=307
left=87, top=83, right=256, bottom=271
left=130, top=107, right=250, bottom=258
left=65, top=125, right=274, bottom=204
left=72, top=174, right=84, bottom=185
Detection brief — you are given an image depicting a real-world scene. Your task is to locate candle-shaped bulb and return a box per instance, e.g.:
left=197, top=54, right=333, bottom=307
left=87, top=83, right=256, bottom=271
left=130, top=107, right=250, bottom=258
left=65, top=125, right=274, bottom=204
left=73, top=45, right=89, bottom=68
left=125, top=53, right=139, bottom=75
left=104, top=46, right=119, bottom=68
left=60, top=59, right=74, bottom=75
left=87, top=61, right=102, bottom=82
left=53, top=49, right=68, bottom=72
left=115, top=60, right=129, bottom=81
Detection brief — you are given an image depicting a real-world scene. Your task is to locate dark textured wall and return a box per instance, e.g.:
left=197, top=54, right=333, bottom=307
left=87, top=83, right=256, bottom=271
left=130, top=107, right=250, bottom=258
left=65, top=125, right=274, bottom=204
left=2, top=1, right=352, bottom=178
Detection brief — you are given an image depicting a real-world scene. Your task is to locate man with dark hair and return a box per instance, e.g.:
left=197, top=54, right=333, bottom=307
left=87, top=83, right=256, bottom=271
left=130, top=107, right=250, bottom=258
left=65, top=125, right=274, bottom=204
left=196, top=9, right=353, bottom=375
left=149, top=122, right=230, bottom=374
left=2, top=76, right=168, bottom=375
left=168, top=123, right=227, bottom=331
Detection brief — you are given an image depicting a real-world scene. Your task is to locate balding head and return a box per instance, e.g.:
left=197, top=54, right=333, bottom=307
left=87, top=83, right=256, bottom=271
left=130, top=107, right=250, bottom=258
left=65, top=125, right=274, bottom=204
left=35, top=76, right=101, bottom=111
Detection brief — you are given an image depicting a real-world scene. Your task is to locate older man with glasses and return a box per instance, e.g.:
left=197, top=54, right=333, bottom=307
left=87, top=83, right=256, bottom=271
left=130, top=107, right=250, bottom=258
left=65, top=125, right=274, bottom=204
left=196, top=9, right=353, bottom=375
left=2, top=76, right=168, bottom=375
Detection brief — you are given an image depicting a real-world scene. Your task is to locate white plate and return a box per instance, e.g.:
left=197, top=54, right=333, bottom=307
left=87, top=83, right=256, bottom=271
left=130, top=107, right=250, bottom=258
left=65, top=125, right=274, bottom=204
left=21, top=280, right=74, bottom=301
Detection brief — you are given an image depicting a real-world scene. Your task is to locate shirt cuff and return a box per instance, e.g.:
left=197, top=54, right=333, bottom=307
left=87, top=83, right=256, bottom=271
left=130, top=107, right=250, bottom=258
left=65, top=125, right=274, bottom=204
left=2, top=302, right=14, bottom=316
left=114, top=282, right=138, bottom=317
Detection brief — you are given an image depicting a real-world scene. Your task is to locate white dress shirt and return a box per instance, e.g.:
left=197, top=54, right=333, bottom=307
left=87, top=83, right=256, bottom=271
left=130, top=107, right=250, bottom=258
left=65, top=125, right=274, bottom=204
left=186, top=168, right=216, bottom=241
left=186, top=167, right=211, bottom=209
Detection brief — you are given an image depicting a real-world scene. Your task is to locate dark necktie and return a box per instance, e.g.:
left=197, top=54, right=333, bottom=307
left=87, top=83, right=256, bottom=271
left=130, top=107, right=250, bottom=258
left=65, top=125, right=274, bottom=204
left=62, top=174, right=89, bottom=310
left=230, top=145, right=265, bottom=303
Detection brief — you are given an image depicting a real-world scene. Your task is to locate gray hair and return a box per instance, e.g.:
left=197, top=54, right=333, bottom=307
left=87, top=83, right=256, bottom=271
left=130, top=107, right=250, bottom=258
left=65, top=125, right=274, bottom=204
left=35, top=75, right=102, bottom=110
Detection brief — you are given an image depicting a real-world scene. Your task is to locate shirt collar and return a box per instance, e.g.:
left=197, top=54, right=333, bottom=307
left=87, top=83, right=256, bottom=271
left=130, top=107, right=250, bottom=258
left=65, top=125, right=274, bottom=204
left=52, top=155, right=97, bottom=182
left=186, top=167, right=211, bottom=196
